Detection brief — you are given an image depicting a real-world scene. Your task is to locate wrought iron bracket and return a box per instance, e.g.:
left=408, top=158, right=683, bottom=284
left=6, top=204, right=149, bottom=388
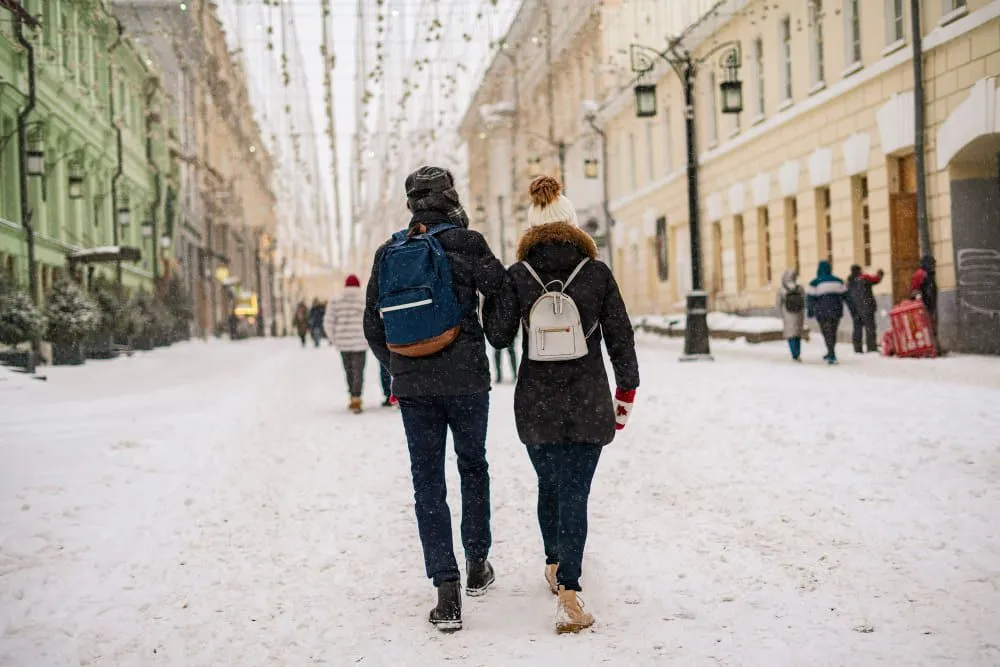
left=630, top=40, right=742, bottom=81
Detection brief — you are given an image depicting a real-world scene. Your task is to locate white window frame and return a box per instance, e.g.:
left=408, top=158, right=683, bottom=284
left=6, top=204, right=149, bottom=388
left=779, top=17, right=793, bottom=103
left=707, top=71, right=719, bottom=145
left=884, top=0, right=906, bottom=48
left=754, top=37, right=765, bottom=119
left=809, top=0, right=826, bottom=89
left=844, top=0, right=862, bottom=70
left=941, top=0, right=968, bottom=25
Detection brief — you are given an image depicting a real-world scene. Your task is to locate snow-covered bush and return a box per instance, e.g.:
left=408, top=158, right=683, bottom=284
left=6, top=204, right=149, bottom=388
left=44, top=279, right=100, bottom=344
left=0, top=288, right=45, bottom=346
left=159, top=274, right=193, bottom=339
left=128, top=289, right=157, bottom=339
left=90, top=276, right=132, bottom=340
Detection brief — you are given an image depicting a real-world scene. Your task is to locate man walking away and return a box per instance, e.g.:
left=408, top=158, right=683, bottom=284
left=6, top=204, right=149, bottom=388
left=846, top=264, right=884, bottom=353
left=910, top=255, right=941, bottom=352
left=364, top=165, right=509, bottom=632
left=308, top=298, right=325, bottom=348
left=807, top=260, right=849, bottom=365
left=325, top=275, right=368, bottom=413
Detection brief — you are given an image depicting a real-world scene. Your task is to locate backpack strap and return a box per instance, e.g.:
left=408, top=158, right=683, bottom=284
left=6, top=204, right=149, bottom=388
left=521, top=258, right=590, bottom=293
left=520, top=261, right=548, bottom=291
left=563, top=258, right=590, bottom=290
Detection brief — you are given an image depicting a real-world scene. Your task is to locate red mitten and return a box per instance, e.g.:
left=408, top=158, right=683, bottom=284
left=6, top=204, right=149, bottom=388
left=614, top=388, right=636, bottom=431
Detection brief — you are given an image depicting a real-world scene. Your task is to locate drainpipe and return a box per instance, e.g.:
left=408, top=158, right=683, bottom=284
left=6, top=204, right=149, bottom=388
left=14, top=8, right=38, bottom=372
left=910, top=0, right=931, bottom=258
left=107, top=17, right=124, bottom=285
left=145, top=79, right=162, bottom=282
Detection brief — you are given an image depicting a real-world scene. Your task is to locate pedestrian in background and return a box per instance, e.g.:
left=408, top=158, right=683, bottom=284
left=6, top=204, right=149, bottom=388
left=364, top=165, right=508, bottom=632
left=807, top=260, right=849, bottom=365
left=293, top=301, right=309, bottom=347
left=324, top=275, right=368, bottom=413
left=776, top=268, right=806, bottom=362
left=484, top=176, right=640, bottom=634
left=846, top=265, right=885, bottom=354
left=910, top=255, right=940, bottom=350
left=308, top=298, right=325, bottom=348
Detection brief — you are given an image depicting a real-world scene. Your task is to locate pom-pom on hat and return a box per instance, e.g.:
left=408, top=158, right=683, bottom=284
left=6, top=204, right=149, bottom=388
left=345, top=274, right=361, bottom=288
left=527, top=176, right=578, bottom=227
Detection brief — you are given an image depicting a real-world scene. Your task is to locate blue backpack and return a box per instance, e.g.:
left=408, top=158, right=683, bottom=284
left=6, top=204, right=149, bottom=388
left=378, top=223, right=464, bottom=357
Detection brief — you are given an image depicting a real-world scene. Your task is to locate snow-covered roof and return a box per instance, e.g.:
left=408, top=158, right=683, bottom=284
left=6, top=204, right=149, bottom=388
left=67, top=246, right=142, bottom=264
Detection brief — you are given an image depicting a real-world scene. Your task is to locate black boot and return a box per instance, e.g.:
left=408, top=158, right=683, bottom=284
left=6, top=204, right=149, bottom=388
left=466, top=559, right=495, bottom=597
left=429, top=581, right=462, bottom=632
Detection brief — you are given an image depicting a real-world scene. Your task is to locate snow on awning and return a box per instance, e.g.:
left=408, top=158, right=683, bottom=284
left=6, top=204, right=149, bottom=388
left=67, top=246, right=142, bottom=265
left=0, top=0, right=40, bottom=28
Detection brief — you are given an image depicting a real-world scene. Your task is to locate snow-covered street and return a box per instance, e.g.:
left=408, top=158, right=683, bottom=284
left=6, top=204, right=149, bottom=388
left=2, top=337, right=999, bottom=666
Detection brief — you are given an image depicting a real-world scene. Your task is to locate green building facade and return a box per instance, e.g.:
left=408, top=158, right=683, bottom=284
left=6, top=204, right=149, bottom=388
left=0, top=0, right=172, bottom=300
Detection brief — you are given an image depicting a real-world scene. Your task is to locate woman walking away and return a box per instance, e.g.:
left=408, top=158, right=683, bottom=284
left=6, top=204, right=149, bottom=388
left=293, top=301, right=309, bottom=347
left=776, top=268, right=806, bottom=361
left=484, top=176, right=640, bottom=634
left=308, top=298, right=325, bottom=348
left=325, top=275, right=368, bottom=413
left=807, top=260, right=849, bottom=365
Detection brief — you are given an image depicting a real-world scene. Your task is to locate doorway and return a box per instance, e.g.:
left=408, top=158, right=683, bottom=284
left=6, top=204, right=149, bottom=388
left=889, top=155, right=921, bottom=303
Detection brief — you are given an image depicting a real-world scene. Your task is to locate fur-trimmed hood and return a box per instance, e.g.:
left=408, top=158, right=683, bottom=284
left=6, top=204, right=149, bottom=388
left=516, top=222, right=598, bottom=263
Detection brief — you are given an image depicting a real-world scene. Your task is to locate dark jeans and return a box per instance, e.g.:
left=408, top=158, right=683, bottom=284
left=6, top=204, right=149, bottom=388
left=398, top=393, right=491, bottom=586
left=298, top=332, right=307, bottom=347
left=380, top=364, right=392, bottom=398
left=526, top=443, right=603, bottom=592
left=852, top=314, right=878, bottom=352
left=341, top=351, right=366, bottom=397
left=787, top=337, right=802, bottom=360
left=310, top=325, right=323, bottom=347
left=818, top=318, right=840, bottom=359
left=493, top=345, right=518, bottom=382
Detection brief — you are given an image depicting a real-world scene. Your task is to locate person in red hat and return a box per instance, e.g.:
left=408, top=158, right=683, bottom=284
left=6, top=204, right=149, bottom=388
left=324, top=274, right=369, bottom=413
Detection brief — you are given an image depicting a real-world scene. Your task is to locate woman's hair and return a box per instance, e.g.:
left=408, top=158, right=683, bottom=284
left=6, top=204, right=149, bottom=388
left=529, top=175, right=561, bottom=208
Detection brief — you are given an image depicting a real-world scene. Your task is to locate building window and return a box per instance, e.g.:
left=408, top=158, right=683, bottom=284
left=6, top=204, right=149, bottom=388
left=628, top=132, right=637, bottom=190
left=852, top=175, right=872, bottom=266
left=817, top=186, right=833, bottom=264
left=886, top=0, right=905, bottom=44
left=780, top=16, right=793, bottom=101
left=943, top=0, right=967, bottom=12
left=59, top=4, right=71, bottom=71
left=712, top=221, right=724, bottom=294
left=845, top=0, right=862, bottom=66
left=734, top=214, right=746, bottom=291
left=645, top=122, right=655, bottom=182
left=784, top=196, right=800, bottom=274
left=754, top=37, right=765, bottom=117
left=809, top=0, right=825, bottom=86
left=663, top=107, right=672, bottom=174
left=655, top=216, right=669, bottom=282
left=707, top=72, right=719, bottom=144
left=77, top=31, right=89, bottom=85
left=758, top=206, right=772, bottom=285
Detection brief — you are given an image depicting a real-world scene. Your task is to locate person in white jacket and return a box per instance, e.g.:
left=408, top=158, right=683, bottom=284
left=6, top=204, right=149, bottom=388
left=324, top=274, right=369, bottom=413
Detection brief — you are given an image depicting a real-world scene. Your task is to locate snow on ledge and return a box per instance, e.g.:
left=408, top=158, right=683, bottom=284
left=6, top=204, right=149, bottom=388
left=633, top=312, right=786, bottom=335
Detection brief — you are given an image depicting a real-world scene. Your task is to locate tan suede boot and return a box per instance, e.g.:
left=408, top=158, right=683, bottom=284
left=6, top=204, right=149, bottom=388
left=349, top=397, right=363, bottom=414
left=544, top=564, right=559, bottom=595
left=556, top=586, right=594, bottom=634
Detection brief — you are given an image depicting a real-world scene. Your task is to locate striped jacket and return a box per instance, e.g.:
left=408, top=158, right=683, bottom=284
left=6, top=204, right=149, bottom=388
left=806, top=261, right=849, bottom=321
left=324, top=288, right=368, bottom=352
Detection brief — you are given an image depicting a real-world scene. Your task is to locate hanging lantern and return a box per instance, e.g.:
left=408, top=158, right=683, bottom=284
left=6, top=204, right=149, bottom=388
left=160, top=235, right=172, bottom=249
left=527, top=157, right=542, bottom=178
left=719, top=48, right=744, bottom=115
left=68, top=157, right=85, bottom=199
left=584, top=158, right=599, bottom=180
left=142, top=221, right=154, bottom=238
left=117, top=206, right=131, bottom=227
left=634, top=84, right=658, bottom=118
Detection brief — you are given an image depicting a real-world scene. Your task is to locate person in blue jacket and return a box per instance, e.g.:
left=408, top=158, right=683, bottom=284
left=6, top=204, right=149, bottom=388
left=807, top=260, right=849, bottom=364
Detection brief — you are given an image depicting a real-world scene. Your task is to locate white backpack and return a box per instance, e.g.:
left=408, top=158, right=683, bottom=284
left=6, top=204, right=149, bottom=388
left=521, top=259, right=599, bottom=362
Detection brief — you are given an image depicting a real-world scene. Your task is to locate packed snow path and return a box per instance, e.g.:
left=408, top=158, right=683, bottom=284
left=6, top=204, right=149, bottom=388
left=2, top=336, right=999, bottom=666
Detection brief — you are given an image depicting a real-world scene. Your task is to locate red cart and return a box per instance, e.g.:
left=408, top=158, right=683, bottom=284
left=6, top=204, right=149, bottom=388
left=887, top=300, right=937, bottom=358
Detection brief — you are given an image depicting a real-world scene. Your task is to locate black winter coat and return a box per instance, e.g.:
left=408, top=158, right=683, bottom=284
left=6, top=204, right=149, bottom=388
left=364, top=209, right=509, bottom=397
left=483, top=222, right=640, bottom=447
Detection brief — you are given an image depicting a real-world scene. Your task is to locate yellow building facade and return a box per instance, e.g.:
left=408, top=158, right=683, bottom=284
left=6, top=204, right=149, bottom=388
left=601, top=0, right=1000, bottom=353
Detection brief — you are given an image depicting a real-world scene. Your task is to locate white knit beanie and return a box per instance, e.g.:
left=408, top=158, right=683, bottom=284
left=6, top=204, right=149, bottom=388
left=526, top=176, right=578, bottom=227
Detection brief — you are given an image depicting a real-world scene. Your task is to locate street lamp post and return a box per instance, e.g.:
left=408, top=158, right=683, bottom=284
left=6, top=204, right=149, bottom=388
left=630, top=41, right=743, bottom=361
